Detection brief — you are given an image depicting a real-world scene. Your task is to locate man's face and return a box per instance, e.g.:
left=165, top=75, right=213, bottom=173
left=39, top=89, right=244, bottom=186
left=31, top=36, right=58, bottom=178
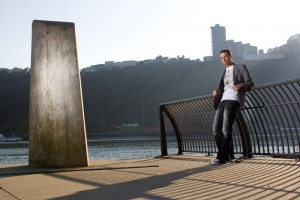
left=220, top=52, right=232, bottom=66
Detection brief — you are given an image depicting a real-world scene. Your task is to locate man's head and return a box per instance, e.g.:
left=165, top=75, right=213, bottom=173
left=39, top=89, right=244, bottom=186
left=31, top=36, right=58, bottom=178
left=219, top=49, right=233, bottom=67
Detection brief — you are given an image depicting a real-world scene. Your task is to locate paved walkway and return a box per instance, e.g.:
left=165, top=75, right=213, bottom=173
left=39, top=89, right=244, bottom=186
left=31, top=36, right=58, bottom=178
left=0, top=156, right=299, bottom=200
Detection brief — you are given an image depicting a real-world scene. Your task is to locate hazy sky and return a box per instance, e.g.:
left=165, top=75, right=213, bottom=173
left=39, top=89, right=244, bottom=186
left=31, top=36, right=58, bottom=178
left=1, top=0, right=299, bottom=69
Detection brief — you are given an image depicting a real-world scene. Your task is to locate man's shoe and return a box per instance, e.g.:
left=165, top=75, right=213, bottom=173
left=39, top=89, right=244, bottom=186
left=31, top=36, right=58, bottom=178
left=210, top=159, right=224, bottom=165
left=227, top=155, right=235, bottom=162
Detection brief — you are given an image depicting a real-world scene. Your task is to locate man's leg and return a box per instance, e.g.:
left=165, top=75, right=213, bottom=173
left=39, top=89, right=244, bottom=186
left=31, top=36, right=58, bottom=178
left=217, top=101, right=239, bottom=163
left=229, top=103, right=240, bottom=160
left=213, top=102, right=224, bottom=153
left=228, top=139, right=235, bottom=161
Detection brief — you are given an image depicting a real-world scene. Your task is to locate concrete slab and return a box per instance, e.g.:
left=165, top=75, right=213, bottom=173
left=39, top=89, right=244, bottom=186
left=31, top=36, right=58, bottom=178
left=0, top=156, right=299, bottom=200
left=30, top=20, right=88, bottom=168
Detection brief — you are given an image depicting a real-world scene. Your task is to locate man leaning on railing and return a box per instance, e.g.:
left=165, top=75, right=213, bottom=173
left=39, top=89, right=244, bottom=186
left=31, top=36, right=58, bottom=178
left=211, top=49, right=254, bottom=165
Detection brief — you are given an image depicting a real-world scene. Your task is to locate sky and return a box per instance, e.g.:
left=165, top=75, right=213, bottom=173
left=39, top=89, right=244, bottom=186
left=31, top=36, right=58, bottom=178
left=0, top=0, right=299, bottom=69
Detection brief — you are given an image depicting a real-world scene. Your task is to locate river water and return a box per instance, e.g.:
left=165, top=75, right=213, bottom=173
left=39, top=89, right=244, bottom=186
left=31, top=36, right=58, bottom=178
left=0, top=137, right=178, bottom=165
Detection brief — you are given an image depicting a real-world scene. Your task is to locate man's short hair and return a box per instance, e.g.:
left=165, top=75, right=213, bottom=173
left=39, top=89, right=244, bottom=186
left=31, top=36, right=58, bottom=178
left=219, top=49, right=232, bottom=56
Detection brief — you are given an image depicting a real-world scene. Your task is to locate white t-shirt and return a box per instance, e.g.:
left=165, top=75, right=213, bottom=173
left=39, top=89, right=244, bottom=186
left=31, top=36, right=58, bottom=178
left=221, top=65, right=239, bottom=102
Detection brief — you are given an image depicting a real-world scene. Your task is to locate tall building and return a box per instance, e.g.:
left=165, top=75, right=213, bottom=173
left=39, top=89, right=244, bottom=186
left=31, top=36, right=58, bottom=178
left=209, top=24, right=258, bottom=61
left=211, top=24, right=226, bottom=59
left=287, top=34, right=300, bottom=55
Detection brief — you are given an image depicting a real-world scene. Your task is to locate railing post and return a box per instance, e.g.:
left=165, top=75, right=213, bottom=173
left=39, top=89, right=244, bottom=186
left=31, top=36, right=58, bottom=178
left=160, top=106, right=168, bottom=156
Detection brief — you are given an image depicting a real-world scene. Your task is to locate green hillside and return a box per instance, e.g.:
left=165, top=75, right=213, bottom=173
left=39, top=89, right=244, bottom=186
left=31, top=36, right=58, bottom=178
left=0, top=55, right=299, bottom=138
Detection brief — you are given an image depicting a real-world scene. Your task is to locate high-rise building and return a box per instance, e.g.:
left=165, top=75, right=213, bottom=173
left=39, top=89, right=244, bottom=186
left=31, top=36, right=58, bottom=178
left=210, top=24, right=258, bottom=61
left=211, top=24, right=226, bottom=59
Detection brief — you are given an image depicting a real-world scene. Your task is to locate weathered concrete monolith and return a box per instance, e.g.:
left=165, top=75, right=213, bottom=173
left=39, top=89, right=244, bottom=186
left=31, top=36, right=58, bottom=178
left=29, top=20, right=89, bottom=167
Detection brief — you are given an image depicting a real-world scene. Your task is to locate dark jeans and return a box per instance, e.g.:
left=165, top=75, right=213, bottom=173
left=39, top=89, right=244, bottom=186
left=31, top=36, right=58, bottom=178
left=213, top=100, right=240, bottom=163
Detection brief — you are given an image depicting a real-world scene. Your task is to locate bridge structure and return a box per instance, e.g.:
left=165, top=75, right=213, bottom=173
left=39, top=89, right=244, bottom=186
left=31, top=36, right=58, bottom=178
left=159, top=78, right=300, bottom=159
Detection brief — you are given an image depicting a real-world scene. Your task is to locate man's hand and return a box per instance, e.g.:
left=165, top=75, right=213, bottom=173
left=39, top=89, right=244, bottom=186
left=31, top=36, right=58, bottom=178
left=213, top=89, right=218, bottom=96
left=233, top=84, right=243, bottom=91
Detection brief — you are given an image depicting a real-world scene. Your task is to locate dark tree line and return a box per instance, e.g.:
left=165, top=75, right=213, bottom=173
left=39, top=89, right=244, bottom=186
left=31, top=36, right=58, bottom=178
left=0, top=54, right=299, bottom=138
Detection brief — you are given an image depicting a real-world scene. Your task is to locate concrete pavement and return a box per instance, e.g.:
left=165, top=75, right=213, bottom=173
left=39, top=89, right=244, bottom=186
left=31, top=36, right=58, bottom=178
left=0, top=155, right=299, bottom=200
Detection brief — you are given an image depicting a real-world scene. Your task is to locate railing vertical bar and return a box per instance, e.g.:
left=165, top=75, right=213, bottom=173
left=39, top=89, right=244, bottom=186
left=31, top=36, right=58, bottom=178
left=195, top=99, right=213, bottom=153
left=252, top=89, right=277, bottom=154
left=270, top=86, right=291, bottom=154
left=262, top=87, right=285, bottom=154
left=250, top=89, right=275, bottom=154
left=182, top=102, right=196, bottom=151
left=243, top=96, right=262, bottom=154
left=166, top=105, right=183, bottom=154
left=279, top=84, right=298, bottom=154
left=282, top=84, right=299, bottom=154
left=184, top=102, right=197, bottom=152
left=190, top=101, right=203, bottom=152
left=176, top=103, right=192, bottom=152
left=190, top=101, right=202, bottom=152
left=201, top=97, right=217, bottom=153
left=247, top=91, right=269, bottom=154
left=289, top=82, right=300, bottom=152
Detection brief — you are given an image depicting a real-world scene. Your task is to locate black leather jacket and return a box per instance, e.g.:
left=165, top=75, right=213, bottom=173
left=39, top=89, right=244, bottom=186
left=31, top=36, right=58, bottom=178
left=214, top=63, right=254, bottom=109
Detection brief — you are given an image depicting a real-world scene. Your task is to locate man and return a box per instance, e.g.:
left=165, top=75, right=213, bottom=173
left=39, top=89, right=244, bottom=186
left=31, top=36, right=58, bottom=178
left=211, top=49, right=254, bottom=165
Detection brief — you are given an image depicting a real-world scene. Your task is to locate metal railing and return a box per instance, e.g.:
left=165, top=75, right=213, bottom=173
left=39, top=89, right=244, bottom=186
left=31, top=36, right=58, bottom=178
left=159, top=78, right=300, bottom=159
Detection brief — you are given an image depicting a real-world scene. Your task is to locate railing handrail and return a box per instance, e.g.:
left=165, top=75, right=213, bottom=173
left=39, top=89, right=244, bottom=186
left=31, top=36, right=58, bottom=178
left=160, top=77, right=300, bottom=107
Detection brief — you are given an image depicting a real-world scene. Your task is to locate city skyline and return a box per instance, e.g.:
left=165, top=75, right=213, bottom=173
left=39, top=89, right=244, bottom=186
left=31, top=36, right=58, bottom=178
left=1, top=0, right=299, bottom=69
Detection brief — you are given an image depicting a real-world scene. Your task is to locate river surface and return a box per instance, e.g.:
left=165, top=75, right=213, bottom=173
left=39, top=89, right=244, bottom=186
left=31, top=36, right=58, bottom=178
left=0, top=137, right=178, bottom=165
